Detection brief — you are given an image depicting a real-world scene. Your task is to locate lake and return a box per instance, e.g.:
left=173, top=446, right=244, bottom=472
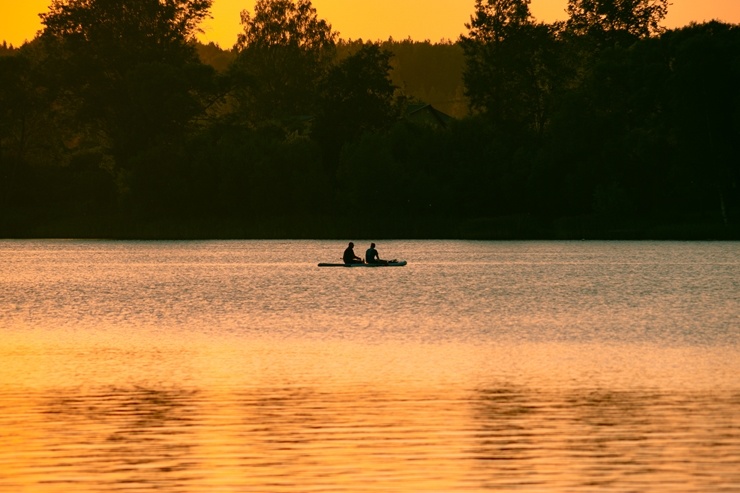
left=1, top=240, right=738, bottom=492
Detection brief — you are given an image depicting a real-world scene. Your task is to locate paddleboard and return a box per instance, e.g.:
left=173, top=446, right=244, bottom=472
left=317, top=261, right=407, bottom=267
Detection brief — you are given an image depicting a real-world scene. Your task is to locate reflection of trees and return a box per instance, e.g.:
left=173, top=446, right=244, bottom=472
left=42, top=386, right=199, bottom=490
left=469, top=387, right=740, bottom=490
left=12, top=382, right=739, bottom=490
left=468, top=386, right=541, bottom=488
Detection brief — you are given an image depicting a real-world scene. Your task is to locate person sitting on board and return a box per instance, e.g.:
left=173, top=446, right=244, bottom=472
left=343, top=242, right=364, bottom=264
left=365, top=243, right=388, bottom=265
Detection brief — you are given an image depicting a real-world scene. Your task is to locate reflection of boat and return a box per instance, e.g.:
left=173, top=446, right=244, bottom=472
left=317, top=260, right=407, bottom=267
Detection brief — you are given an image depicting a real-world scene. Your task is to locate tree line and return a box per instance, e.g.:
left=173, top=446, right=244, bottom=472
left=0, top=0, right=738, bottom=239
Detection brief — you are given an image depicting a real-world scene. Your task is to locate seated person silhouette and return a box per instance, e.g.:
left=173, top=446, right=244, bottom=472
left=343, top=242, right=363, bottom=264
left=365, top=243, right=388, bottom=265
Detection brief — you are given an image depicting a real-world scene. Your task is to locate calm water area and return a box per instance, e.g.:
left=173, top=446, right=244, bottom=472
left=1, top=240, right=738, bottom=492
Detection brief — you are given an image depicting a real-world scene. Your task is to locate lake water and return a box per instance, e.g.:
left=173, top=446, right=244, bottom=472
left=1, top=240, right=738, bottom=492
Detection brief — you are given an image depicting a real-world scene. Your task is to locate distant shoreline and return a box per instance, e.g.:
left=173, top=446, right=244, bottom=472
left=3, top=214, right=737, bottom=241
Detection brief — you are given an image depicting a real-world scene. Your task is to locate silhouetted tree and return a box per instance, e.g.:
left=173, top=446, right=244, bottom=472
left=41, top=0, right=211, bottom=51
left=40, top=0, right=215, bottom=164
left=662, top=22, right=740, bottom=224
left=0, top=42, right=17, bottom=56
left=0, top=40, right=75, bottom=171
left=463, top=0, right=533, bottom=43
left=0, top=53, right=41, bottom=219
left=565, top=0, right=668, bottom=41
left=313, top=42, right=399, bottom=180
left=2, top=0, right=738, bottom=239
left=1, top=40, right=121, bottom=232
left=232, top=0, right=337, bottom=123
left=0, top=55, right=40, bottom=165
left=460, top=0, right=559, bottom=133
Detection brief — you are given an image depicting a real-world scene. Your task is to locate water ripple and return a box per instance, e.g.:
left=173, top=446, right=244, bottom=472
left=1, top=240, right=738, bottom=492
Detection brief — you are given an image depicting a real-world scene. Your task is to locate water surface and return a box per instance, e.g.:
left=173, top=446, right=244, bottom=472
left=1, top=240, right=738, bottom=492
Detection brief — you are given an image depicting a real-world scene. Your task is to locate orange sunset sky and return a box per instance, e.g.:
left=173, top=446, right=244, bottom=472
left=2, top=0, right=740, bottom=48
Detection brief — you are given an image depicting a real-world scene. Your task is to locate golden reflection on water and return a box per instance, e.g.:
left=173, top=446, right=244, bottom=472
left=2, top=240, right=739, bottom=491
left=1, top=329, right=738, bottom=492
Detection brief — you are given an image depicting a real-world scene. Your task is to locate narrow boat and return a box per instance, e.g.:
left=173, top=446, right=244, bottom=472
left=317, top=260, right=407, bottom=267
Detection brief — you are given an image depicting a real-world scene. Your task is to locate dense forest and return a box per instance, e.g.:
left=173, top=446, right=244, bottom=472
left=1, top=0, right=738, bottom=239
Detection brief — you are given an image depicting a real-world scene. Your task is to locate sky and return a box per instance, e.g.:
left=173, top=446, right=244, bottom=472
left=2, top=0, right=740, bottom=48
